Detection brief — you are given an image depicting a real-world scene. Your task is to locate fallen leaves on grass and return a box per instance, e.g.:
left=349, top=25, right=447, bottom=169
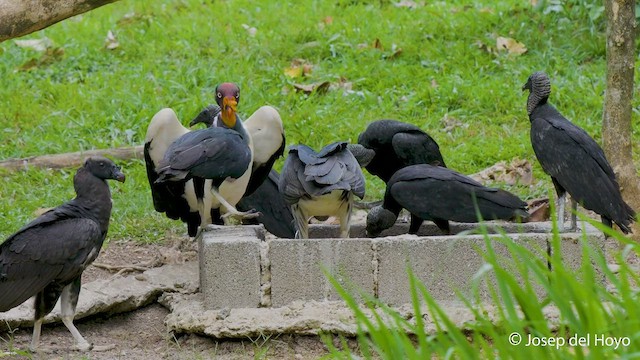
left=17, top=47, right=65, bottom=71
left=293, top=81, right=330, bottom=94
left=470, top=158, right=533, bottom=186
left=496, top=36, right=527, bottom=55
left=394, top=0, right=423, bottom=8
left=242, top=24, right=257, bottom=37
left=14, top=37, right=53, bottom=52
left=104, top=30, right=120, bottom=50
left=358, top=38, right=403, bottom=59
left=440, top=114, right=468, bottom=133
left=284, top=59, right=313, bottom=78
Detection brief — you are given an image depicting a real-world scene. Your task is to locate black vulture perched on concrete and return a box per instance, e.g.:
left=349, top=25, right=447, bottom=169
left=366, top=164, right=529, bottom=237
left=279, top=141, right=366, bottom=238
left=523, top=71, right=635, bottom=233
left=0, top=157, right=125, bottom=351
left=352, top=119, right=447, bottom=182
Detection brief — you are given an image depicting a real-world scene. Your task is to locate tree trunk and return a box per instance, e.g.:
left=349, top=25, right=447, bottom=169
left=0, top=0, right=120, bottom=42
left=603, top=0, right=640, bottom=234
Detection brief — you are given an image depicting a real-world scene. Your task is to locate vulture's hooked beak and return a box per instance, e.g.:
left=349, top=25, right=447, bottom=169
left=220, top=97, right=238, bottom=128
left=114, top=168, right=126, bottom=183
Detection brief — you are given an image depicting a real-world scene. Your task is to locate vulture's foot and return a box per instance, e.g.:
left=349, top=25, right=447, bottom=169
left=221, top=208, right=261, bottom=221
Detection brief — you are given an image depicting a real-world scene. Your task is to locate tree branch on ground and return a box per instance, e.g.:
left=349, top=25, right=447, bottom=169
left=0, top=146, right=144, bottom=172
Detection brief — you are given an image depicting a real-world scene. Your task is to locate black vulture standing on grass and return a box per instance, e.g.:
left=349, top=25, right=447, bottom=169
left=366, top=164, right=529, bottom=237
left=523, top=71, right=635, bottom=233
left=351, top=119, right=447, bottom=182
left=279, top=141, right=366, bottom=238
left=0, top=157, right=125, bottom=351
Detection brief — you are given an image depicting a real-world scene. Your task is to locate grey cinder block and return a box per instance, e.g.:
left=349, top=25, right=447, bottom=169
left=269, top=238, right=374, bottom=307
left=199, top=225, right=262, bottom=309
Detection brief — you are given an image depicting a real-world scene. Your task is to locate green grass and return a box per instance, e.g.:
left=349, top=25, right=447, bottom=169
left=324, top=212, right=640, bottom=359
left=0, top=0, right=638, bottom=241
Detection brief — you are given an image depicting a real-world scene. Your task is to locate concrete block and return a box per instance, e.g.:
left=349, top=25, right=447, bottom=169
left=309, top=221, right=560, bottom=239
left=555, top=230, right=606, bottom=282
left=375, top=233, right=549, bottom=306
left=269, top=238, right=374, bottom=307
left=199, top=225, right=262, bottom=309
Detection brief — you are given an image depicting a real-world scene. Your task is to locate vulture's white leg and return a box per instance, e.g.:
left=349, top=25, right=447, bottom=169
left=60, top=282, right=92, bottom=351
left=556, top=192, right=566, bottom=232
left=29, top=319, right=43, bottom=352
left=213, top=188, right=260, bottom=220
left=569, top=199, right=578, bottom=232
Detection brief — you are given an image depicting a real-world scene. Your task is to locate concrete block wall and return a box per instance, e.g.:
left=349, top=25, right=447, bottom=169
left=199, top=222, right=605, bottom=309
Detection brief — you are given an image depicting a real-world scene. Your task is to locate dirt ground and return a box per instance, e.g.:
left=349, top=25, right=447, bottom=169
left=0, top=235, right=355, bottom=359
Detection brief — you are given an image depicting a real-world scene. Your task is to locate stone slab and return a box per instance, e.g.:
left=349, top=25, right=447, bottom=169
left=0, top=262, right=198, bottom=330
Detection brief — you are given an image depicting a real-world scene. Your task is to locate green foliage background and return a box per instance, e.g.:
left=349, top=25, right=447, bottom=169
left=0, top=0, right=638, bottom=241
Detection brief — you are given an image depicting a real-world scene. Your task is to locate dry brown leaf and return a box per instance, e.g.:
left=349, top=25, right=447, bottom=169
left=526, top=198, right=550, bottom=222
left=373, top=38, right=383, bottom=50
left=530, top=0, right=539, bottom=5
left=18, top=47, right=65, bottom=71
left=496, top=36, right=527, bottom=55
left=431, top=78, right=439, bottom=88
left=293, top=81, right=330, bottom=95
left=323, top=16, right=333, bottom=25
left=332, top=77, right=353, bottom=91
left=385, top=47, right=403, bottom=60
left=104, top=30, right=120, bottom=50
left=440, top=114, right=467, bottom=133
left=14, top=37, right=52, bottom=52
left=470, top=158, right=533, bottom=186
left=284, top=59, right=313, bottom=78
left=284, top=66, right=303, bottom=78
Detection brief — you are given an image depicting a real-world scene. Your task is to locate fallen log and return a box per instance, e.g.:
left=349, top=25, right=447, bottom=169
left=0, top=145, right=144, bottom=172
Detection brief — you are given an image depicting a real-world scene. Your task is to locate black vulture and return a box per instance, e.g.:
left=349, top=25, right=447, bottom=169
left=145, top=83, right=259, bottom=235
left=0, top=156, right=125, bottom=351
left=236, top=169, right=296, bottom=238
left=366, top=164, right=529, bottom=237
left=352, top=119, right=447, bottom=182
left=279, top=141, right=366, bottom=238
left=523, top=71, right=635, bottom=233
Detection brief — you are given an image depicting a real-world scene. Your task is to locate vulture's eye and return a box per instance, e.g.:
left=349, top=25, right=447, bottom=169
left=217, top=93, right=222, bottom=98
